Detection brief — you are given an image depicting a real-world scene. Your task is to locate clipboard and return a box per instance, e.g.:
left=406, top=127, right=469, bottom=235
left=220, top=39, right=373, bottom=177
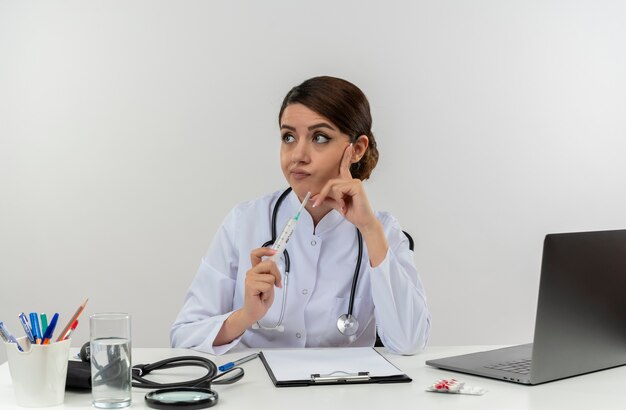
left=259, top=347, right=412, bottom=387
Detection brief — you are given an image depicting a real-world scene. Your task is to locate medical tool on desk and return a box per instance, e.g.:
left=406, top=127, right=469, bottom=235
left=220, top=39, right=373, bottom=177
left=252, top=187, right=364, bottom=336
left=73, top=341, right=244, bottom=409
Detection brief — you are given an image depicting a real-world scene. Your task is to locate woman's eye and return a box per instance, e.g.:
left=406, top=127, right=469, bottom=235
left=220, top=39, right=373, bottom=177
left=282, top=134, right=295, bottom=143
left=313, top=134, right=329, bottom=144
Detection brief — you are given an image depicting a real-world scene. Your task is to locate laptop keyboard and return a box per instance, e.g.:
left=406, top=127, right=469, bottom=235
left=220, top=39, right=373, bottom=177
left=485, top=359, right=532, bottom=375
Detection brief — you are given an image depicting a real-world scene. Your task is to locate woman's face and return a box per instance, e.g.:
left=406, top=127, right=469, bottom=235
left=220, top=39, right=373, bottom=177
left=280, top=103, right=351, bottom=200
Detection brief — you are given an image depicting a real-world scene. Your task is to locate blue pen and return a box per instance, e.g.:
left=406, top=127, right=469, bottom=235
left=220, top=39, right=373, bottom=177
left=0, top=322, right=24, bottom=352
left=18, top=313, right=35, bottom=344
left=30, top=313, right=42, bottom=344
left=218, top=353, right=259, bottom=372
left=0, top=322, right=10, bottom=343
left=41, top=313, right=59, bottom=345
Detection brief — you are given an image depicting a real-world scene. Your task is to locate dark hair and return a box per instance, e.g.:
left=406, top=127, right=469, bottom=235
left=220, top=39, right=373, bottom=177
left=278, top=76, right=379, bottom=180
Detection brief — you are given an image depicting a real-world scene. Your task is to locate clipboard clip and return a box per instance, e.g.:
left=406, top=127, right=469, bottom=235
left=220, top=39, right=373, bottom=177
left=310, top=371, right=371, bottom=383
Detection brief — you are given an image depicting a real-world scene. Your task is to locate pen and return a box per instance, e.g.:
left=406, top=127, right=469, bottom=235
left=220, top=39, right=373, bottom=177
left=30, top=313, right=42, bottom=344
left=55, top=298, right=88, bottom=342
left=218, top=353, right=259, bottom=372
left=0, top=322, right=10, bottom=343
left=61, top=320, right=78, bottom=341
left=0, top=322, right=24, bottom=352
left=41, top=313, right=60, bottom=345
left=18, top=313, right=35, bottom=344
left=41, top=313, right=49, bottom=335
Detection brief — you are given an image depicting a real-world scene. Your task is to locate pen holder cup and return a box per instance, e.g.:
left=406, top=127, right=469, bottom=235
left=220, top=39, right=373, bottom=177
left=4, top=336, right=71, bottom=407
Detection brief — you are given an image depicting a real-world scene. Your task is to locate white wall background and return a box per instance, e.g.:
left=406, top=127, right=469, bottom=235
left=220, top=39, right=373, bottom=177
left=1, top=1, right=625, bottom=364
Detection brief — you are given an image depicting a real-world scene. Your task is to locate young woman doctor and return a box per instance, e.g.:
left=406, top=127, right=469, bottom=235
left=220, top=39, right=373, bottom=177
left=170, top=76, right=431, bottom=355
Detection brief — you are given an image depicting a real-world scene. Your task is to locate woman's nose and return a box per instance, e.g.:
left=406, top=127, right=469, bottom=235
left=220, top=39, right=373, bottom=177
left=291, top=139, right=310, bottom=163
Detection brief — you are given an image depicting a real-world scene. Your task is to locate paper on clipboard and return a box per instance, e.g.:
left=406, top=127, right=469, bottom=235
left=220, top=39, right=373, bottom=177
left=260, top=347, right=408, bottom=383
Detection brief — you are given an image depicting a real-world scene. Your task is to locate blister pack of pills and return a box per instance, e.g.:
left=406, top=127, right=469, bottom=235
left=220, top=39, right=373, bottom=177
left=426, top=378, right=487, bottom=395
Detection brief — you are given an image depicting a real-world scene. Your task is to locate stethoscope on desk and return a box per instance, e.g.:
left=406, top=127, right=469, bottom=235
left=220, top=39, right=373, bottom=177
left=251, top=187, right=364, bottom=336
left=79, top=342, right=244, bottom=409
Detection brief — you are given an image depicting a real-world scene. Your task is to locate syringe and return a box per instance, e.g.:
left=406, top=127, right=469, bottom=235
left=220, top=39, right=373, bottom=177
left=269, top=191, right=311, bottom=262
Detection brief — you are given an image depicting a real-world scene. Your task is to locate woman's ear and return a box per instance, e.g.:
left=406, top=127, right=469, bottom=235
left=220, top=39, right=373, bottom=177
left=352, top=135, right=369, bottom=163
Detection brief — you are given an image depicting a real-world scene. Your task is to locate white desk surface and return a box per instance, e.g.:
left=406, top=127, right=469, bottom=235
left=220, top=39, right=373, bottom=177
left=2, top=345, right=625, bottom=409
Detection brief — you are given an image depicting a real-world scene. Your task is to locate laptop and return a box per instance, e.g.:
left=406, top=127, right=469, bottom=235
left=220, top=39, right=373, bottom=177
left=426, top=229, right=626, bottom=385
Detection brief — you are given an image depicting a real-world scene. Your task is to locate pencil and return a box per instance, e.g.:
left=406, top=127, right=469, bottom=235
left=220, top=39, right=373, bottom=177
left=55, top=299, right=88, bottom=342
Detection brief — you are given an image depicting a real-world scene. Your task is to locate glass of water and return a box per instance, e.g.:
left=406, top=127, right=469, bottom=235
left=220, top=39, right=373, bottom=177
left=90, top=313, right=132, bottom=409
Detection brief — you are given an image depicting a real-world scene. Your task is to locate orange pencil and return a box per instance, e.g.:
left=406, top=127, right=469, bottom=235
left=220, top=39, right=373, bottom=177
left=55, top=299, right=88, bottom=342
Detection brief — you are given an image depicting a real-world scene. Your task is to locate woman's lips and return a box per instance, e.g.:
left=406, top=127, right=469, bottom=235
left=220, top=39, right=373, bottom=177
left=290, top=170, right=310, bottom=180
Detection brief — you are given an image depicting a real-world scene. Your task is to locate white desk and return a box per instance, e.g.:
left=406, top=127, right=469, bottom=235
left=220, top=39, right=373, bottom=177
left=2, top=346, right=625, bottom=409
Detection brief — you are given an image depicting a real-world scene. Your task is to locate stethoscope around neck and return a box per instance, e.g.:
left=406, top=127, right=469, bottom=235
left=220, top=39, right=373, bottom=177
left=251, top=187, right=363, bottom=336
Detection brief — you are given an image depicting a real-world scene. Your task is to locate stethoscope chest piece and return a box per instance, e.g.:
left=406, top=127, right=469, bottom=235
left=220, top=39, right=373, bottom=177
left=337, top=314, right=359, bottom=336
left=145, top=387, right=218, bottom=410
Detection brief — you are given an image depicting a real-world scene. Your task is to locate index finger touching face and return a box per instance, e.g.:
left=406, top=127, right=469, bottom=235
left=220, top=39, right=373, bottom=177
left=339, top=143, right=354, bottom=179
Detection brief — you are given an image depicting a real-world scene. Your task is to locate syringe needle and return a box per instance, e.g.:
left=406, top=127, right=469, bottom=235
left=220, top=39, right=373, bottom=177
left=295, top=192, right=311, bottom=220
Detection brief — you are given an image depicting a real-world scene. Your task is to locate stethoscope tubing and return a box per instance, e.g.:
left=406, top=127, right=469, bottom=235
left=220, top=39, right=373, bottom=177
left=132, top=356, right=243, bottom=389
left=347, top=229, right=363, bottom=316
